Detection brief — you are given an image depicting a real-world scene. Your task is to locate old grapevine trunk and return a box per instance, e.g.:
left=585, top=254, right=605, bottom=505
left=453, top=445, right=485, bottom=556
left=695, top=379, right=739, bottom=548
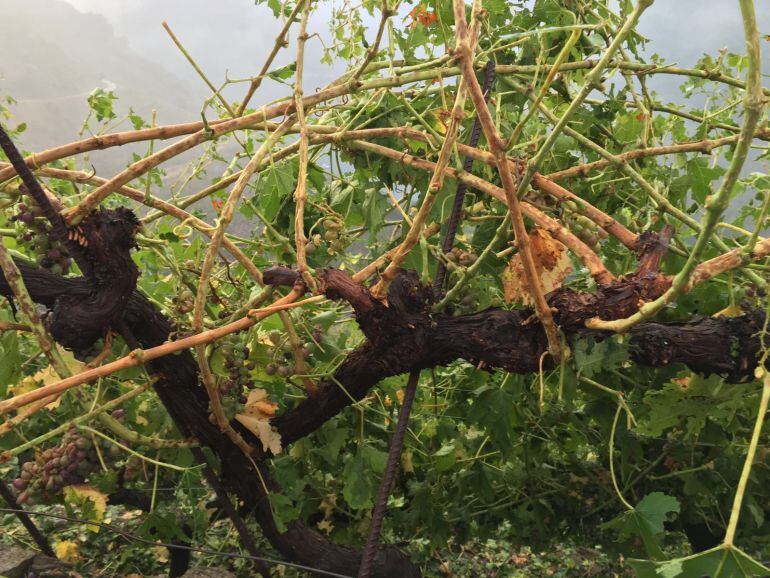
left=0, top=220, right=764, bottom=576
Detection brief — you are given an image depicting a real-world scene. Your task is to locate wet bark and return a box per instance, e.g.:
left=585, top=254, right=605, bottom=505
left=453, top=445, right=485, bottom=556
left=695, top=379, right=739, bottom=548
left=265, top=261, right=764, bottom=449
left=1, top=233, right=417, bottom=577
left=0, top=223, right=764, bottom=577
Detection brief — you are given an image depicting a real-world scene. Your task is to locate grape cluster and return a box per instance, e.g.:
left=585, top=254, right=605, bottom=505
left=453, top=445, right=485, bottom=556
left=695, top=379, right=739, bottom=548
left=264, top=328, right=317, bottom=378
left=122, top=455, right=144, bottom=482
left=305, top=233, right=321, bottom=255
left=172, top=289, right=195, bottom=315
left=219, top=338, right=254, bottom=392
left=209, top=337, right=256, bottom=422
left=306, top=217, right=348, bottom=256
left=450, top=283, right=480, bottom=313
left=10, top=199, right=72, bottom=274
left=12, top=427, right=106, bottom=505
left=566, top=213, right=605, bottom=250
left=445, top=246, right=478, bottom=267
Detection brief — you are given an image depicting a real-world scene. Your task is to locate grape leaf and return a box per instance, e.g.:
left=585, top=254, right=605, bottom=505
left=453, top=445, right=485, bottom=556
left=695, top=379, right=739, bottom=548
left=342, top=445, right=387, bottom=510
left=603, top=492, right=680, bottom=559
left=630, top=545, right=770, bottom=578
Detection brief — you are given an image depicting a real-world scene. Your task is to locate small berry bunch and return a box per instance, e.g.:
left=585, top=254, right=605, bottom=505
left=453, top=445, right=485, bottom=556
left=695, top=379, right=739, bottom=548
left=12, top=426, right=109, bottom=505
left=10, top=198, right=72, bottom=274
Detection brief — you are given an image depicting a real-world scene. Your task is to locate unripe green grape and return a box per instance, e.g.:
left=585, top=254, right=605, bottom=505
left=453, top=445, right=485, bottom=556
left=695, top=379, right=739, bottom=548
left=323, top=218, right=342, bottom=231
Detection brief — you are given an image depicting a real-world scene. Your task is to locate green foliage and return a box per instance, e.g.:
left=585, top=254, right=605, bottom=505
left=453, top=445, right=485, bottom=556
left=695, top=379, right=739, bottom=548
left=86, top=88, right=117, bottom=123
left=0, top=0, right=768, bottom=575
left=631, top=546, right=770, bottom=578
left=343, top=444, right=388, bottom=509
left=604, top=492, right=681, bottom=559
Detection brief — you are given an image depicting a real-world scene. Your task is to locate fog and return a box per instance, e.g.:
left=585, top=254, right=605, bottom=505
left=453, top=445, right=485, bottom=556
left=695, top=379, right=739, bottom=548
left=0, top=0, right=767, bottom=174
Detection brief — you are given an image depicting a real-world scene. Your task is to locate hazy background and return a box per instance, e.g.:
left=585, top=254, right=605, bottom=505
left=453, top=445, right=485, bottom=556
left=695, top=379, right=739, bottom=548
left=0, top=0, right=767, bottom=179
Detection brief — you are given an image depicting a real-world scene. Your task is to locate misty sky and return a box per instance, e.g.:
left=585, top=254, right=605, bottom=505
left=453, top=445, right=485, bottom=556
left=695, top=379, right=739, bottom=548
left=57, top=0, right=770, bottom=106
left=1, top=0, right=767, bottom=154
left=60, top=0, right=347, bottom=104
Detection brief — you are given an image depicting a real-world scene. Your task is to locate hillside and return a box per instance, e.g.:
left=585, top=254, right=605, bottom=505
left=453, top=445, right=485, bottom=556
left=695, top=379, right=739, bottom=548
left=0, top=0, right=201, bottom=175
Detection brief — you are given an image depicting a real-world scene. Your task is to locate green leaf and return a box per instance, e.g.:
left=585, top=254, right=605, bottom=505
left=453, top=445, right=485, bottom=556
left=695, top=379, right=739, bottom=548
left=630, top=546, right=770, bottom=578
left=362, top=186, right=389, bottom=238
left=603, top=492, right=680, bottom=559
left=636, top=492, right=680, bottom=535
left=0, top=330, right=20, bottom=396
left=686, top=158, right=725, bottom=204
left=268, top=493, right=301, bottom=533
left=315, top=423, right=350, bottom=466
left=307, top=163, right=327, bottom=193
left=639, top=374, right=745, bottom=438
left=267, top=62, right=297, bottom=83
left=572, top=338, right=628, bottom=378
left=87, top=88, right=117, bottom=122
left=137, top=512, right=189, bottom=543
left=433, top=442, right=457, bottom=472
left=257, top=158, right=297, bottom=221
left=342, top=445, right=387, bottom=509
left=128, top=108, right=147, bottom=130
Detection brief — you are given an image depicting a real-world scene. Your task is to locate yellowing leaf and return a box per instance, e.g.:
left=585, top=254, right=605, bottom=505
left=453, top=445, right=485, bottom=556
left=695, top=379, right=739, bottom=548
left=63, top=484, right=108, bottom=532
left=152, top=545, right=169, bottom=563
left=241, top=389, right=279, bottom=419
left=673, top=377, right=691, bottom=391
left=401, top=449, right=414, bottom=473
left=8, top=376, right=37, bottom=396
left=245, top=388, right=268, bottom=405
left=235, top=413, right=283, bottom=454
left=714, top=302, right=743, bottom=317
left=317, top=519, right=334, bottom=534
left=503, top=228, right=572, bottom=305
left=426, top=108, right=450, bottom=135
left=249, top=401, right=278, bottom=418
left=320, top=494, right=337, bottom=518
left=34, top=350, right=85, bottom=385
left=236, top=390, right=282, bottom=454
left=8, top=350, right=86, bottom=412
left=55, top=540, right=81, bottom=563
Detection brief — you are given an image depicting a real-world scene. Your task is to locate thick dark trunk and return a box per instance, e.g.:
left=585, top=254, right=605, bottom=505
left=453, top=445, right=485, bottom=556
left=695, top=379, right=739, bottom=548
left=266, top=263, right=764, bottom=450
left=1, top=265, right=417, bottom=576
left=1, top=223, right=763, bottom=577
left=119, top=290, right=419, bottom=577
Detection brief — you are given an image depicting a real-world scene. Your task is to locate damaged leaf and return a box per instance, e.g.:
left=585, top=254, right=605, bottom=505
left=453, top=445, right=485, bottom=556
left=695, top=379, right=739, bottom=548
left=503, top=227, right=572, bottom=305
left=235, top=388, right=282, bottom=454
